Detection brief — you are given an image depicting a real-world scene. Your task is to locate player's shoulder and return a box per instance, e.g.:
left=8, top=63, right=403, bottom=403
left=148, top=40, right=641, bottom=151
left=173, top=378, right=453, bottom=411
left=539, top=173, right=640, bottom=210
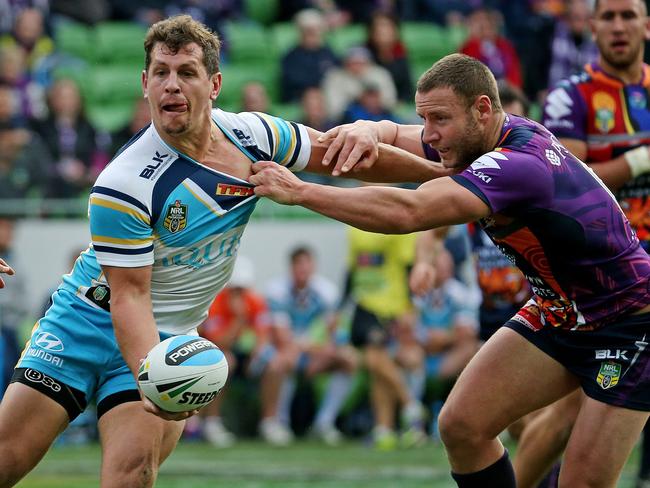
left=95, top=124, right=178, bottom=204
left=310, top=275, right=339, bottom=301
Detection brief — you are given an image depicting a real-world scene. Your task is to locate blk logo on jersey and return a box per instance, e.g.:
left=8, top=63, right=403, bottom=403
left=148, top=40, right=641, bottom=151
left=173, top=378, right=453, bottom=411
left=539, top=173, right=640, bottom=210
left=163, top=200, right=188, bottom=233
left=216, top=183, right=254, bottom=197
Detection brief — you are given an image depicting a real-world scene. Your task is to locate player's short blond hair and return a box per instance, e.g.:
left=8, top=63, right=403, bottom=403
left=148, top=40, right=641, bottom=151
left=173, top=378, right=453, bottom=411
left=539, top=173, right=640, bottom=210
left=416, top=53, right=502, bottom=111
left=144, top=15, right=221, bottom=76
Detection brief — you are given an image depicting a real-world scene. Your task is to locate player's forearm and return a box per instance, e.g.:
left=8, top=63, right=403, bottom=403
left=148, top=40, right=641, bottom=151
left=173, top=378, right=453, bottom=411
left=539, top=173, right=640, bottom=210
left=294, top=183, right=423, bottom=234
left=111, top=294, right=159, bottom=377
left=352, top=143, right=450, bottom=183
left=587, top=155, right=634, bottom=191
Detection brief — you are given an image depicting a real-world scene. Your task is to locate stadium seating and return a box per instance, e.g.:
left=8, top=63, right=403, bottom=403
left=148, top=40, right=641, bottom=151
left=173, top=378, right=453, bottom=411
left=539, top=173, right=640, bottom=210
left=328, top=25, right=366, bottom=56
left=95, top=22, right=147, bottom=64
left=218, top=63, right=280, bottom=111
left=244, top=0, right=279, bottom=26
left=54, top=20, right=94, bottom=62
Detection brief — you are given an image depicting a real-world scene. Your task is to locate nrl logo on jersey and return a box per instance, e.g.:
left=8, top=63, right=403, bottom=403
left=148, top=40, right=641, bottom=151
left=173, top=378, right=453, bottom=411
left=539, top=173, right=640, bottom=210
left=163, top=200, right=188, bottom=233
left=596, top=361, right=621, bottom=389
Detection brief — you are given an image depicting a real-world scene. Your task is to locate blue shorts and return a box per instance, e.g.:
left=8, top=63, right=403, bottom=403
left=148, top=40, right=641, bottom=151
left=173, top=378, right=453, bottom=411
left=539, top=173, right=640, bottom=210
left=506, top=311, right=650, bottom=411
left=13, top=289, right=169, bottom=420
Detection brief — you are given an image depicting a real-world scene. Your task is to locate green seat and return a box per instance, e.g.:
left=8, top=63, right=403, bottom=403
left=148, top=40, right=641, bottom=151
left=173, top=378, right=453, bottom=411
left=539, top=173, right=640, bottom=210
left=225, top=21, right=274, bottom=64
left=244, top=0, right=279, bottom=26
left=271, top=102, right=301, bottom=122
left=270, top=22, right=299, bottom=58
left=217, top=63, right=279, bottom=109
left=403, top=22, right=449, bottom=64
left=54, top=20, right=94, bottom=62
left=327, top=24, right=366, bottom=56
left=85, top=64, right=142, bottom=105
left=95, top=22, right=147, bottom=64
left=87, top=102, right=135, bottom=132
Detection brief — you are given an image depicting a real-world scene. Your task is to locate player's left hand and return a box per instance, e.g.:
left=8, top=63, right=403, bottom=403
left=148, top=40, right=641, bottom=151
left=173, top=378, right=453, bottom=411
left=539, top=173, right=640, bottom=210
left=141, top=391, right=200, bottom=421
left=0, top=258, right=15, bottom=289
left=250, top=162, right=306, bottom=204
left=318, top=121, right=379, bottom=176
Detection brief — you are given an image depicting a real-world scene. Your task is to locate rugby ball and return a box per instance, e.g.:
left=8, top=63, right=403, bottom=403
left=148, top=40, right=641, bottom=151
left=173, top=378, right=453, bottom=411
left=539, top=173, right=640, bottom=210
left=138, top=335, right=228, bottom=413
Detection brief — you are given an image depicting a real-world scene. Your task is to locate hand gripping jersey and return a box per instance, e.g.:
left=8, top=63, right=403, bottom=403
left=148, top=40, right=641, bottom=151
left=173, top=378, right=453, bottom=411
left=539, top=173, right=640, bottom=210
left=60, top=109, right=311, bottom=335
left=451, top=114, right=650, bottom=331
left=543, top=62, right=650, bottom=250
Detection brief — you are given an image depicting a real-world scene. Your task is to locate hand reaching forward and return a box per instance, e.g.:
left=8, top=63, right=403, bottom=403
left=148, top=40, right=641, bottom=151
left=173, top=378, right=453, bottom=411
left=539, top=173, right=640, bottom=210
left=318, top=121, right=380, bottom=176
left=250, top=162, right=307, bottom=204
left=0, top=258, right=15, bottom=289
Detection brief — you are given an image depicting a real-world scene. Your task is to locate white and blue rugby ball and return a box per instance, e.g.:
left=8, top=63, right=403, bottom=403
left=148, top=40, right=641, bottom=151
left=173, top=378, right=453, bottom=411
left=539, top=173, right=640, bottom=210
left=138, top=335, right=229, bottom=413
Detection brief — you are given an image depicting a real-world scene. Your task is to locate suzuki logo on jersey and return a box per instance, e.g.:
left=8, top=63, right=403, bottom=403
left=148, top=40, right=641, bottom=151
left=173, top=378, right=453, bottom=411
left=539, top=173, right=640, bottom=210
left=470, top=151, right=507, bottom=171
left=140, top=151, right=169, bottom=179
left=595, top=349, right=629, bottom=361
left=545, top=88, right=573, bottom=121
left=216, top=183, right=254, bottom=197
left=163, top=200, right=188, bottom=233
left=34, top=332, right=64, bottom=352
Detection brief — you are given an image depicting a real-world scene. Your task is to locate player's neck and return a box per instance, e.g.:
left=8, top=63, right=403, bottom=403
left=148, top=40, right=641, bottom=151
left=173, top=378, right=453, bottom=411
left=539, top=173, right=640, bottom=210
left=487, top=111, right=507, bottom=152
left=156, top=111, right=218, bottom=162
left=599, top=57, right=644, bottom=85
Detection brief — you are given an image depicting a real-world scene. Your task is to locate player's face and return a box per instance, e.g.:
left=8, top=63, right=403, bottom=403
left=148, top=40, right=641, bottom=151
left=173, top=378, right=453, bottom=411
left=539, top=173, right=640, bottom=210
left=416, top=87, right=486, bottom=169
left=592, top=0, right=650, bottom=70
left=143, top=42, right=220, bottom=137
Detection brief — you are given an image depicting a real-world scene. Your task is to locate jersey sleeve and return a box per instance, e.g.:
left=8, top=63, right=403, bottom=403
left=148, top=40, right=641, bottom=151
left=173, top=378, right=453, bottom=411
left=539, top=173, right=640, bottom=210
left=230, top=110, right=312, bottom=172
left=450, top=150, right=553, bottom=214
left=542, top=82, right=588, bottom=141
left=89, top=184, right=154, bottom=267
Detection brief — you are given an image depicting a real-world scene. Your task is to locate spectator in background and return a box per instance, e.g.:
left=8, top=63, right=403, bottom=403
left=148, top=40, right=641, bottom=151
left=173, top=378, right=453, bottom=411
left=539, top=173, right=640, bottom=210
left=0, top=216, right=27, bottom=396
left=341, top=82, right=400, bottom=124
left=30, top=78, right=108, bottom=198
left=342, top=226, right=425, bottom=450
left=497, top=81, right=530, bottom=120
left=0, top=0, right=49, bottom=35
left=322, top=46, right=397, bottom=122
left=265, top=246, right=358, bottom=446
left=0, top=119, right=51, bottom=199
left=0, top=8, right=53, bottom=74
left=460, top=8, right=523, bottom=88
left=300, top=87, right=335, bottom=133
left=0, top=45, right=45, bottom=120
left=240, top=81, right=270, bottom=113
left=280, top=9, right=339, bottom=103
left=547, top=0, right=598, bottom=91
left=199, top=257, right=295, bottom=447
left=110, top=97, right=152, bottom=156
left=365, top=12, right=413, bottom=102
left=0, top=84, right=23, bottom=128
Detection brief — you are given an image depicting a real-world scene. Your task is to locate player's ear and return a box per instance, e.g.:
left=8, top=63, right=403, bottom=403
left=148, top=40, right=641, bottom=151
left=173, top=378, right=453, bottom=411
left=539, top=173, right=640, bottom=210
left=209, top=72, right=222, bottom=101
left=142, top=69, right=148, bottom=98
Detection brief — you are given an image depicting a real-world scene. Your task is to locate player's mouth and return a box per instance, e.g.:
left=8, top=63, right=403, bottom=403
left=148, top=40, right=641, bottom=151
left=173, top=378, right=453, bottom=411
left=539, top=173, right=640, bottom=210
left=162, top=103, right=188, bottom=113
left=611, top=40, right=628, bottom=52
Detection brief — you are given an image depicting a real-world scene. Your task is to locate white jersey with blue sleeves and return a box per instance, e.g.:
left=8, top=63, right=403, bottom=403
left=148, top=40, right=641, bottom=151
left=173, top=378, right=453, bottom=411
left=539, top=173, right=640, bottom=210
left=60, top=108, right=311, bottom=335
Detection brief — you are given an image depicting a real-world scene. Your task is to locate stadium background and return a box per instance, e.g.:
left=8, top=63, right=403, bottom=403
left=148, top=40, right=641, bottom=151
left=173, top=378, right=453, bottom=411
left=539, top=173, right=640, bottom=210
left=0, top=0, right=646, bottom=486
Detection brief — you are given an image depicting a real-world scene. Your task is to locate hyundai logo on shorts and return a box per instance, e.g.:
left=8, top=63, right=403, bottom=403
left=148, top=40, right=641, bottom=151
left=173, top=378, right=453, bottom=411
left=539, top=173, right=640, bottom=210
left=34, top=332, right=64, bottom=352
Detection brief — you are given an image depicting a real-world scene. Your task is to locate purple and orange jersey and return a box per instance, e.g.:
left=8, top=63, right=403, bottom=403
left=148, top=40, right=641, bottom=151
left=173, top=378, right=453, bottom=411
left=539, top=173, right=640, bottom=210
left=450, top=114, right=650, bottom=331
left=543, top=62, right=650, bottom=249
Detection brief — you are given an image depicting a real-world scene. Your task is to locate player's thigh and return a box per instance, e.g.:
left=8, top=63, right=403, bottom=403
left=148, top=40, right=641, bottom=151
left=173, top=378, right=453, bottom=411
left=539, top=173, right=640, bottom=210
left=98, top=401, right=185, bottom=471
left=441, top=327, right=579, bottom=438
left=0, top=382, right=70, bottom=473
left=561, top=397, right=649, bottom=487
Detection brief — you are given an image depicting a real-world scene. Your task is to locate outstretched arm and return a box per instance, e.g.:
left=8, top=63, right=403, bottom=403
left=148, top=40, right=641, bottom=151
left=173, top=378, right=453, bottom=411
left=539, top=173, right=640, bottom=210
left=304, top=127, right=444, bottom=183
left=250, top=162, right=490, bottom=233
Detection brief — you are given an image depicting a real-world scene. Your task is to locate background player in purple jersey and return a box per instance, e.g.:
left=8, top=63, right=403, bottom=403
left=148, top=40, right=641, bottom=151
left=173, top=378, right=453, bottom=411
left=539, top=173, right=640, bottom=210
left=251, top=53, right=650, bottom=488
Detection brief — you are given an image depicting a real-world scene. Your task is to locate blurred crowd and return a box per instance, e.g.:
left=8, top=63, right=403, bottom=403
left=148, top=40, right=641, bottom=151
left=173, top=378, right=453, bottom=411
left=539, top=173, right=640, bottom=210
left=0, top=0, right=611, bottom=208
left=0, top=0, right=641, bottom=452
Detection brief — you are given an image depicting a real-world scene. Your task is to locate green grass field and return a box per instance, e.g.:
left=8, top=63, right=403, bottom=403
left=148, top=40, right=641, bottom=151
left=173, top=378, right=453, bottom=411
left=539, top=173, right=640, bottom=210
left=16, top=438, right=642, bottom=488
